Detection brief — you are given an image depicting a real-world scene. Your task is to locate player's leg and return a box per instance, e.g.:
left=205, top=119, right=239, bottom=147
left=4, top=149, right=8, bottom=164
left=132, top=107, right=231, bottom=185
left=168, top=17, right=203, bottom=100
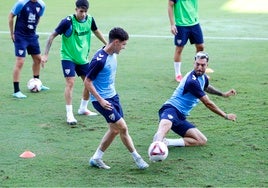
left=189, top=23, right=204, bottom=52
left=195, top=43, right=204, bottom=52
left=173, top=26, right=188, bottom=82
left=77, top=74, right=97, bottom=116
left=110, top=96, right=148, bottom=169
left=113, top=118, right=148, bottom=169
left=62, top=60, right=77, bottom=125
left=89, top=123, right=118, bottom=169
left=29, top=37, right=49, bottom=91
left=12, top=35, right=27, bottom=98
left=153, top=119, right=172, bottom=142
left=174, top=46, right=184, bottom=82
left=12, top=56, right=27, bottom=98
left=65, top=76, right=77, bottom=125
left=169, top=119, right=207, bottom=146
left=183, top=128, right=207, bottom=146
left=31, top=53, right=41, bottom=78
left=90, top=96, right=148, bottom=169
left=153, top=105, right=176, bottom=142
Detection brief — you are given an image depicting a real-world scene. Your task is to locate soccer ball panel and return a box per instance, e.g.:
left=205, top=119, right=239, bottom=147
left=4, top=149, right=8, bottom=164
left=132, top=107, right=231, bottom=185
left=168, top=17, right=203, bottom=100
left=27, top=78, right=42, bottom=92
left=148, top=141, right=168, bottom=162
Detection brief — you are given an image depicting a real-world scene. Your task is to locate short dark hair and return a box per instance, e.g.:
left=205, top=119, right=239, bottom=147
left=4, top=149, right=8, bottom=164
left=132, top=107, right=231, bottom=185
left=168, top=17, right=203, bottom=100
left=76, top=0, right=89, bottom=9
left=108, top=27, right=129, bottom=42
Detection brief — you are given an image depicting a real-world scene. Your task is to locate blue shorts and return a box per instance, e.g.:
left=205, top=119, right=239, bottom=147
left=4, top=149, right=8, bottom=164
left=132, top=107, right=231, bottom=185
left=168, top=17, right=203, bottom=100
left=92, top=94, right=124, bottom=123
left=158, top=104, right=195, bottom=137
left=61, top=60, right=90, bottom=77
left=174, top=23, right=204, bottom=46
left=14, top=34, right=40, bottom=57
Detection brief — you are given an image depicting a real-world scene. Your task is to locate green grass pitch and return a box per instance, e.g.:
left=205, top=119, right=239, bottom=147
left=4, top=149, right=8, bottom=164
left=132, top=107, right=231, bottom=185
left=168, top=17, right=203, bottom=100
left=0, top=0, right=267, bottom=187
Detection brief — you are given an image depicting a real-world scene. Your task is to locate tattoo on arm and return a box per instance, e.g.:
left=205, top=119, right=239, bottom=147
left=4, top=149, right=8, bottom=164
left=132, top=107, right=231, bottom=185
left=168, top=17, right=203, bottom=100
left=205, top=85, right=223, bottom=96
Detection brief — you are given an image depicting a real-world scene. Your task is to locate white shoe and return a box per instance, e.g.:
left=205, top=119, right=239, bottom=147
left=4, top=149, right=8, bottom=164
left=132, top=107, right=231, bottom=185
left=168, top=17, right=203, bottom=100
left=12, top=91, right=27, bottom=99
left=67, top=115, right=77, bottom=127
left=78, top=109, right=97, bottom=116
left=134, top=157, right=149, bottom=169
left=89, top=158, right=110, bottom=169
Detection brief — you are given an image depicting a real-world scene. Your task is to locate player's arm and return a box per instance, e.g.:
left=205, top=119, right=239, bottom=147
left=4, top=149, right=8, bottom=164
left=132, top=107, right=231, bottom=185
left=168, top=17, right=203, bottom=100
left=8, top=13, right=15, bottom=42
left=93, top=30, right=107, bottom=45
left=9, top=1, right=23, bottom=42
left=42, top=18, right=70, bottom=64
left=84, top=77, right=112, bottom=111
left=200, top=95, right=236, bottom=121
left=168, top=0, right=177, bottom=35
left=41, top=31, right=59, bottom=65
left=91, top=18, right=107, bottom=45
left=205, top=85, right=236, bottom=98
left=85, top=58, right=112, bottom=110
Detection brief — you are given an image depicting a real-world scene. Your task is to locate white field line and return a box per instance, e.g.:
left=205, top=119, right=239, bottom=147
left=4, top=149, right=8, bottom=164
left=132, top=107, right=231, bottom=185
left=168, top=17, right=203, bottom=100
left=1, top=31, right=267, bottom=41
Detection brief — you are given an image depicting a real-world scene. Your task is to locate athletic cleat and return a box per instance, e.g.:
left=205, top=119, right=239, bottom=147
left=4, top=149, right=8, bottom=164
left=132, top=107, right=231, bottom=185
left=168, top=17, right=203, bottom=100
left=78, top=109, right=98, bottom=116
left=67, top=116, right=77, bottom=127
left=134, top=157, right=149, bottom=169
left=12, top=91, right=27, bottom=99
left=41, top=85, right=50, bottom=91
left=89, top=158, right=111, bottom=169
left=175, top=75, right=183, bottom=82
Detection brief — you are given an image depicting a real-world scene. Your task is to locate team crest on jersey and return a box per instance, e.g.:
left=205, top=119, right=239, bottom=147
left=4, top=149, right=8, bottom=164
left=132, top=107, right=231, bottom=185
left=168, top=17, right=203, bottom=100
left=36, top=7, right=41, bottom=13
left=65, top=69, right=71, bottom=75
left=109, top=113, right=115, bottom=121
left=168, top=114, right=173, bottom=120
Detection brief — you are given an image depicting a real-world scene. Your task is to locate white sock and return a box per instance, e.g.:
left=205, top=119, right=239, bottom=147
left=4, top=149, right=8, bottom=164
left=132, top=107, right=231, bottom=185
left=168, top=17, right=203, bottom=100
left=131, top=150, right=141, bottom=160
left=166, top=138, right=185, bottom=147
left=79, top=99, right=89, bottom=110
left=174, top=62, right=182, bottom=76
left=66, top=105, right=73, bottom=117
left=92, top=148, right=104, bottom=159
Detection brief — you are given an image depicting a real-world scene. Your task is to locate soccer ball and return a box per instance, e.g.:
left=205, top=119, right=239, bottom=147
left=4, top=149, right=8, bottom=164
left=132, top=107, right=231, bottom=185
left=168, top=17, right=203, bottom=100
left=148, top=141, right=168, bottom=162
left=27, top=78, right=42, bottom=92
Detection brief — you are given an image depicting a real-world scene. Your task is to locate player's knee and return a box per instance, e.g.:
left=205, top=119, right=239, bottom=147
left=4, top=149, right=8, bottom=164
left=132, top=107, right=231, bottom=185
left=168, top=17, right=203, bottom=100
left=198, top=136, right=207, bottom=146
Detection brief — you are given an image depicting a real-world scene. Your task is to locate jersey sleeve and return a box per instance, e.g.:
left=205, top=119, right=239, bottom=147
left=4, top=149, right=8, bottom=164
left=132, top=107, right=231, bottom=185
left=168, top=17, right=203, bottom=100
left=11, top=1, right=24, bottom=15
left=55, top=16, right=72, bottom=35
left=204, top=75, right=209, bottom=90
left=86, top=50, right=106, bottom=80
left=91, top=17, right=98, bottom=31
left=38, top=0, right=46, bottom=16
left=185, top=79, right=206, bottom=99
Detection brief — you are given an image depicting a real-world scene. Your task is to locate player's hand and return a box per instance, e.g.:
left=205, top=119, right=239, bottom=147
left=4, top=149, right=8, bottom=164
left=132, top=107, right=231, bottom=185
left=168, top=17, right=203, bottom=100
left=223, top=89, right=236, bottom=97
left=11, top=34, right=15, bottom=42
left=171, top=25, right=177, bottom=35
left=41, top=55, right=48, bottom=68
left=100, top=99, right=113, bottom=111
left=226, top=113, right=236, bottom=121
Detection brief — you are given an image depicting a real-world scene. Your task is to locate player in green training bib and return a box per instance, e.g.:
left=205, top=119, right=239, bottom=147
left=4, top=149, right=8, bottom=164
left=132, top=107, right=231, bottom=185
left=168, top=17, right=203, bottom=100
left=168, top=0, right=212, bottom=82
left=42, top=0, right=107, bottom=126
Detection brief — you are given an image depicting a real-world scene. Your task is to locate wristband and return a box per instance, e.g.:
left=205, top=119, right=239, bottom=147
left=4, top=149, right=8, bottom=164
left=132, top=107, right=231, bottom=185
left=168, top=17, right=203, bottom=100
left=225, top=114, right=228, bottom=119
